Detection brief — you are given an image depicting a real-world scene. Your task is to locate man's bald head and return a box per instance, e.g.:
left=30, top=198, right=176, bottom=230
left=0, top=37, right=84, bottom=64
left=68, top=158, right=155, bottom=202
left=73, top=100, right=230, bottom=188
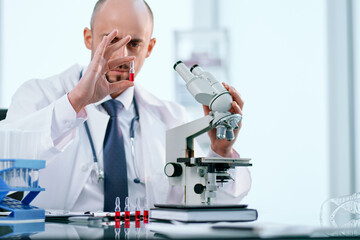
left=83, top=0, right=157, bottom=91
left=90, top=0, right=154, bottom=34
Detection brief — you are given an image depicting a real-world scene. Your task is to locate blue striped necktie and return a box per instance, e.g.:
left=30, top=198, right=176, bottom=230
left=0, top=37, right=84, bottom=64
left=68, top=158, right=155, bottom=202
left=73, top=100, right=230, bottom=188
left=102, top=99, right=128, bottom=211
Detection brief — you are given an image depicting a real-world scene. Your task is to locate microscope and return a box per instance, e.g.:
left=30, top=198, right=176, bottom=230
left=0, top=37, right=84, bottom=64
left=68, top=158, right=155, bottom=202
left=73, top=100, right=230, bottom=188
left=164, top=61, right=252, bottom=205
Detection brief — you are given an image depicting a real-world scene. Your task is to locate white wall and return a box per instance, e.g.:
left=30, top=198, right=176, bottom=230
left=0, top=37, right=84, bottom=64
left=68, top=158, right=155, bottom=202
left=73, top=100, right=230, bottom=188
left=0, top=0, right=96, bottom=107
left=354, top=0, right=360, bottom=193
left=1, top=0, right=329, bottom=227
left=138, top=0, right=192, bottom=101
left=219, top=0, right=329, bottom=225
left=0, top=0, right=192, bottom=108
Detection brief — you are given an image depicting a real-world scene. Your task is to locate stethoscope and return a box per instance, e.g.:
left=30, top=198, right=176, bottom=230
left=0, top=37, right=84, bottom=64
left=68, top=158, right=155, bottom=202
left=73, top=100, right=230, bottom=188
left=80, top=71, right=143, bottom=184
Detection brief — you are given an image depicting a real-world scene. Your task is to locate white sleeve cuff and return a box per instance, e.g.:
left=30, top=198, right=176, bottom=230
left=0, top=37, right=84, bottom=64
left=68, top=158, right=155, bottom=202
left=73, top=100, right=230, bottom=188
left=207, top=148, right=250, bottom=203
left=51, top=94, right=87, bottom=148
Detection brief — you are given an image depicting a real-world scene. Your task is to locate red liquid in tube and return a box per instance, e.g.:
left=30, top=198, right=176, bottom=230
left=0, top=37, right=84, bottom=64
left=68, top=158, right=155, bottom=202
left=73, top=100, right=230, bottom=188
left=129, top=73, right=135, bottom=82
left=129, top=60, right=135, bottom=82
left=143, top=210, right=149, bottom=223
left=115, top=220, right=121, bottom=229
left=135, top=210, right=141, bottom=221
left=125, top=220, right=130, bottom=228
left=125, top=211, right=130, bottom=221
left=115, top=211, right=121, bottom=222
left=114, top=197, right=121, bottom=222
left=135, top=220, right=140, bottom=228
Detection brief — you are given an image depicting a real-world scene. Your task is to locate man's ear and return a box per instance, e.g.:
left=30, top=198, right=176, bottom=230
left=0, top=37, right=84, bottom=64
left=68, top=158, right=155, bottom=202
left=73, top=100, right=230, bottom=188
left=84, top=27, right=92, bottom=50
left=145, top=38, right=156, bottom=58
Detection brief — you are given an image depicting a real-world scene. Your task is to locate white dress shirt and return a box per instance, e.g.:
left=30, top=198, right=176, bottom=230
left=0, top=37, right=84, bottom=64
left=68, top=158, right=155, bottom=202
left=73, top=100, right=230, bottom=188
left=71, top=86, right=145, bottom=211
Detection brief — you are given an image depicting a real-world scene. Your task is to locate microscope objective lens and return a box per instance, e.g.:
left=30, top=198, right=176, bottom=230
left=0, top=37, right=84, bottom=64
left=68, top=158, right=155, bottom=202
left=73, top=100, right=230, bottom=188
left=226, top=128, right=235, bottom=141
left=216, top=125, right=227, bottom=140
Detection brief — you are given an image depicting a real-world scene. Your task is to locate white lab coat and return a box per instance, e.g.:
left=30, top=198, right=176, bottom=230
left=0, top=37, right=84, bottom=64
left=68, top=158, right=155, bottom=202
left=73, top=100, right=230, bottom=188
left=1, top=64, right=251, bottom=210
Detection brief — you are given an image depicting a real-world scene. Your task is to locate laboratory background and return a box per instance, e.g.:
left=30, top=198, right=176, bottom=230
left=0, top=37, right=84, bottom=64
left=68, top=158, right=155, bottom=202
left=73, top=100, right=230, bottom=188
left=0, top=0, right=358, bottom=226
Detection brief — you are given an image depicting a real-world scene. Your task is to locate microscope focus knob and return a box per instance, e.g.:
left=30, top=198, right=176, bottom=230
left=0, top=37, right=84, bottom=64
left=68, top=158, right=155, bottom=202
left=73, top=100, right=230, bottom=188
left=164, top=163, right=183, bottom=177
left=194, top=184, right=205, bottom=194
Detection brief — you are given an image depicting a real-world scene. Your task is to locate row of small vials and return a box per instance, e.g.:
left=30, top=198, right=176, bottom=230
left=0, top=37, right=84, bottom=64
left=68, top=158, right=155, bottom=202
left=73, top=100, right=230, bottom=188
left=0, top=129, right=41, bottom=159
left=0, top=161, right=14, bottom=170
left=115, top=197, right=149, bottom=222
left=0, top=168, right=39, bottom=189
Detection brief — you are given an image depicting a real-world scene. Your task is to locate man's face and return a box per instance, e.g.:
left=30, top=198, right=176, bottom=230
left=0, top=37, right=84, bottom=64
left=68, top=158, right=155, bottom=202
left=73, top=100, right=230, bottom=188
left=84, top=0, right=155, bottom=84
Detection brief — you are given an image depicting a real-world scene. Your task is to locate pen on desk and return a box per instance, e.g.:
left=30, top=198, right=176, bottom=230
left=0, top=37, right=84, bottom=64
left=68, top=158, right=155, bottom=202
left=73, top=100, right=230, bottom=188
left=92, top=212, right=115, bottom=217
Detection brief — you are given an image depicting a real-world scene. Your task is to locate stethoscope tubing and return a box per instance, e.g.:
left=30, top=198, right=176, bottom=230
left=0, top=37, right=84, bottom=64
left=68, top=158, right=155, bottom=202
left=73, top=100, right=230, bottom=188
left=80, top=70, right=142, bottom=184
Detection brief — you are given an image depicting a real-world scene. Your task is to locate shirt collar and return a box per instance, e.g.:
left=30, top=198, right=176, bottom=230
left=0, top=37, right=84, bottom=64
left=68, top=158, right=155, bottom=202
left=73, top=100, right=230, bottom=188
left=95, top=86, right=134, bottom=111
left=114, top=86, right=134, bottom=110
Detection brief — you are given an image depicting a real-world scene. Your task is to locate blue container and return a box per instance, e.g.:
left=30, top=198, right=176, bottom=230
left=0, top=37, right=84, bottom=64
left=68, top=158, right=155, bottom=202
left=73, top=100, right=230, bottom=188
left=0, top=159, right=45, bottom=222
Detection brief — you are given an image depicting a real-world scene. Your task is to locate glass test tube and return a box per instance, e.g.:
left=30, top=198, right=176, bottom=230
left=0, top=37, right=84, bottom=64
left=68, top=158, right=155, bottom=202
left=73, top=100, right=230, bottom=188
left=143, top=197, right=149, bottom=223
left=129, top=60, right=135, bottom=82
left=125, top=197, right=130, bottom=221
left=135, top=197, right=141, bottom=221
left=115, top=197, right=121, bottom=222
left=135, top=219, right=140, bottom=228
left=115, top=224, right=121, bottom=240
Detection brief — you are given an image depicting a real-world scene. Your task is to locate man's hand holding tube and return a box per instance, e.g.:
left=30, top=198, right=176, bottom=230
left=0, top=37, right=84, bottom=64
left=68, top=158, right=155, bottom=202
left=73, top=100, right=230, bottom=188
left=203, top=83, right=244, bottom=157
left=68, top=29, right=135, bottom=113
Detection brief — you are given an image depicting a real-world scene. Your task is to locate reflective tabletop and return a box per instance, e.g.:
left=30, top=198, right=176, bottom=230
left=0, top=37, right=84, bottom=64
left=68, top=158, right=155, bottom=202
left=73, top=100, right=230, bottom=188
left=1, top=219, right=360, bottom=239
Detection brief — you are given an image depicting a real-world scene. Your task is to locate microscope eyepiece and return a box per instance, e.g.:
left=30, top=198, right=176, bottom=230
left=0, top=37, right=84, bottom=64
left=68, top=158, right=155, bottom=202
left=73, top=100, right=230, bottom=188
left=173, top=61, right=184, bottom=70
left=190, top=64, right=199, bottom=72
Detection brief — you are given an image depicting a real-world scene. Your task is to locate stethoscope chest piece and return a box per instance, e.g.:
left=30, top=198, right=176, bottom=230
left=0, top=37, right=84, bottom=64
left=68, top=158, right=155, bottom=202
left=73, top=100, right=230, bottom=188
left=91, top=162, right=105, bottom=183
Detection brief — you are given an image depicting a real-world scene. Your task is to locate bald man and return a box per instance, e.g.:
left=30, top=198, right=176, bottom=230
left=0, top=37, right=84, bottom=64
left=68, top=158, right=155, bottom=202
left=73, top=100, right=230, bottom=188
left=2, top=0, right=251, bottom=211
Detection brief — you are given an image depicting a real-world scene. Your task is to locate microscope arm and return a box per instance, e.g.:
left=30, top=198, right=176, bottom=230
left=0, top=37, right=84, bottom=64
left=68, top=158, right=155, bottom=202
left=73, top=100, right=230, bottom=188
left=166, top=115, right=213, bottom=164
left=165, top=115, right=214, bottom=187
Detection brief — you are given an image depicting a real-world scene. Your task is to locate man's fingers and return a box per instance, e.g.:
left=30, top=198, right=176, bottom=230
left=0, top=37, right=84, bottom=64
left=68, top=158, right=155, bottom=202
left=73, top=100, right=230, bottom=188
left=92, top=30, right=133, bottom=76
left=108, top=56, right=136, bottom=70
left=231, top=101, right=242, bottom=115
left=230, top=87, right=244, bottom=110
left=108, top=56, right=135, bottom=70
left=222, top=82, right=229, bottom=90
left=92, top=30, right=119, bottom=64
left=222, top=82, right=244, bottom=110
left=105, top=29, right=119, bottom=45
left=92, top=35, right=108, bottom=64
left=202, top=105, right=210, bottom=115
left=104, top=35, right=131, bottom=60
left=102, top=29, right=119, bottom=52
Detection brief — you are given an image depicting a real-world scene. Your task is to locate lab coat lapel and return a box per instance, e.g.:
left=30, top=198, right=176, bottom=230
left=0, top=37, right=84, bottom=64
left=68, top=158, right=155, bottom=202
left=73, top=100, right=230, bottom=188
left=65, top=104, right=109, bottom=210
left=85, top=104, right=109, bottom=159
left=67, top=104, right=109, bottom=209
left=135, top=86, right=170, bottom=205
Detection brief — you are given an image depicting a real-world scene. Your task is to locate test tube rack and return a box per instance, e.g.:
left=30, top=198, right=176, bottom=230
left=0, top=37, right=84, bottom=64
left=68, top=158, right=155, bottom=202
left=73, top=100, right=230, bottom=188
left=0, top=159, right=45, bottom=222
